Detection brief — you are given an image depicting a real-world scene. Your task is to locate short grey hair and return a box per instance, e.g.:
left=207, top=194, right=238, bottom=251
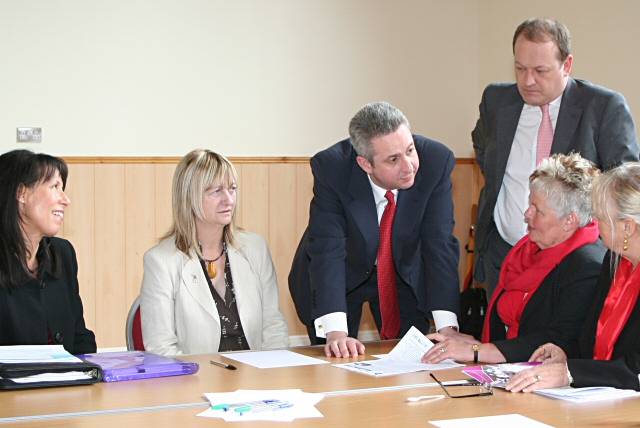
left=348, top=101, right=410, bottom=163
left=529, top=153, right=600, bottom=227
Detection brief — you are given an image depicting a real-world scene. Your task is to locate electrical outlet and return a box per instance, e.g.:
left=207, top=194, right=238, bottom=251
left=17, top=127, right=42, bottom=143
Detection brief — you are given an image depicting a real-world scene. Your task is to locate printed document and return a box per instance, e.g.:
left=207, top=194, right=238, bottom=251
left=334, top=326, right=463, bottom=377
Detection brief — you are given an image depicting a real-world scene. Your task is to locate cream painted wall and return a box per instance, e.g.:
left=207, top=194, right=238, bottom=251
left=1, top=0, right=480, bottom=157
left=4, top=1, right=639, bottom=158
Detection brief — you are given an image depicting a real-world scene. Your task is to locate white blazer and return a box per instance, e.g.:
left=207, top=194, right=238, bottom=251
left=140, top=231, right=289, bottom=356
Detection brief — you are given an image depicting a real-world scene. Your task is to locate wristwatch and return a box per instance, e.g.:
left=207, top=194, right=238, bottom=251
left=472, top=344, right=480, bottom=363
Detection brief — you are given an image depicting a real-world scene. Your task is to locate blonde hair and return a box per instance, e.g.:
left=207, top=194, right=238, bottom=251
left=591, top=162, right=640, bottom=273
left=529, top=152, right=600, bottom=226
left=164, top=149, right=239, bottom=257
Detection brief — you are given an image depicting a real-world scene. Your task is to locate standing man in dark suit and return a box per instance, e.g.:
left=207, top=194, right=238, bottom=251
left=289, top=102, right=460, bottom=358
left=473, top=18, right=639, bottom=297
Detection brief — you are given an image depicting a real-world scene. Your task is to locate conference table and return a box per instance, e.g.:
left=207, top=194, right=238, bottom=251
left=0, top=341, right=638, bottom=427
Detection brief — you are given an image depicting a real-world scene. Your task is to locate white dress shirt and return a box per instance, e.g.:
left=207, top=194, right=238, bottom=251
left=494, top=95, right=562, bottom=245
left=314, top=176, right=458, bottom=338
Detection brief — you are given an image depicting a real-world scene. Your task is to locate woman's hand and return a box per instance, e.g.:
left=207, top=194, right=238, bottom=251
left=529, top=343, right=567, bottom=364
left=421, top=333, right=479, bottom=363
left=505, top=363, right=571, bottom=392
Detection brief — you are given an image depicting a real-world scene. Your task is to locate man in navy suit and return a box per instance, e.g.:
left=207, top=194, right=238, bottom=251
left=473, top=18, right=639, bottom=297
left=289, top=102, right=460, bottom=358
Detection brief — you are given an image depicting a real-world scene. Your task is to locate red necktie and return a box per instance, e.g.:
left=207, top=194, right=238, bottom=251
left=536, top=104, right=553, bottom=165
left=377, top=190, right=401, bottom=339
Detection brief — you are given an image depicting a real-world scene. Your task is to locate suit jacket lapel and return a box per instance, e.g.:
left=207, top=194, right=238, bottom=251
left=182, top=257, right=220, bottom=323
left=552, top=78, right=581, bottom=155
left=495, top=98, right=523, bottom=195
left=394, top=167, right=422, bottom=244
left=348, top=161, right=379, bottom=263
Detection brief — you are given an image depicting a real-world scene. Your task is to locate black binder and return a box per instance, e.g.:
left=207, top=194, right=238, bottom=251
left=0, top=361, right=103, bottom=390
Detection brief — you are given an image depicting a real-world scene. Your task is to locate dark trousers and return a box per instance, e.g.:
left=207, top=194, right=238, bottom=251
left=480, top=224, right=513, bottom=299
left=308, top=269, right=430, bottom=344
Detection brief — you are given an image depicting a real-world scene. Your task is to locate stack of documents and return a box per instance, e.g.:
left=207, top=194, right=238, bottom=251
left=0, top=345, right=83, bottom=364
left=463, top=362, right=640, bottom=403
left=0, top=345, right=101, bottom=389
left=334, top=326, right=463, bottom=377
left=535, top=386, right=640, bottom=403
left=198, top=389, right=324, bottom=422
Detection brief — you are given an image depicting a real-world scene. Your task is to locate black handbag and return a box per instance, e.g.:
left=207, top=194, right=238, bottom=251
left=458, top=218, right=488, bottom=340
left=459, top=286, right=488, bottom=340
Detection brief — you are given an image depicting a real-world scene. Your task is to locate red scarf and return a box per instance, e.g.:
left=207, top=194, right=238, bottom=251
left=593, top=257, right=640, bottom=360
left=482, top=221, right=600, bottom=342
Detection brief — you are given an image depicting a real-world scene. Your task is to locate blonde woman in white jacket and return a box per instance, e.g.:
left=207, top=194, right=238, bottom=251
left=140, top=149, right=288, bottom=356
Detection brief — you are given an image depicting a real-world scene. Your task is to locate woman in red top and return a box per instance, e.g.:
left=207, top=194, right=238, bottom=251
left=422, top=153, right=604, bottom=365
left=508, top=162, right=640, bottom=392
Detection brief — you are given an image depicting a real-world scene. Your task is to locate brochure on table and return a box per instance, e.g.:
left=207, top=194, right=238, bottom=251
left=334, top=326, right=463, bottom=377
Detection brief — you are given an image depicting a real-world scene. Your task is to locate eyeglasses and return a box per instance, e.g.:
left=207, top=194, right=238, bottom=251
left=430, top=373, right=493, bottom=398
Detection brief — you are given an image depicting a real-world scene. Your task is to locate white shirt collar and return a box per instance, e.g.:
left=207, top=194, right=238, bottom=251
left=367, top=175, right=398, bottom=206
left=523, top=93, right=563, bottom=111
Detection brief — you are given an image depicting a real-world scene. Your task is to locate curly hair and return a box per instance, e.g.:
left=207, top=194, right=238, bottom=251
left=529, top=153, right=600, bottom=227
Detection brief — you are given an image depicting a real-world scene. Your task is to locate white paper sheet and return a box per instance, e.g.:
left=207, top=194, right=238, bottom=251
left=429, top=413, right=553, bottom=428
left=220, top=350, right=329, bottom=369
left=333, top=326, right=463, bottom=377
left=198, top=389, right=324, bottom=422
left=535, top=386, right=640, bottom=403
left=5, top=371, right=92, bottom=384
left=0, top=345, right=82, bottom=363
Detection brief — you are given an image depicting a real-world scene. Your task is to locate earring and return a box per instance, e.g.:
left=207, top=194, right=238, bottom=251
left=623, top=234, right=629, bottom=252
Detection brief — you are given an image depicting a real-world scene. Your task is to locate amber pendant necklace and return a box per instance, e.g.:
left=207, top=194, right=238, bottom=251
left=203, top=243, right=226, bottom=279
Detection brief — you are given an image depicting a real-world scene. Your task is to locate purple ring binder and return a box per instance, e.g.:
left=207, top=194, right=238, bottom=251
left=79, top=351, right=199, bottom=382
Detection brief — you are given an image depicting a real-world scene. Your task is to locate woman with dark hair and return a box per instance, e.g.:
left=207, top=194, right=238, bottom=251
left=0, top=149, right=96, bottom=354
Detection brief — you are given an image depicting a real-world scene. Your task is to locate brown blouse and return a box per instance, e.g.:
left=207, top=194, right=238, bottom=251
left=200, top=249, right=249, bottom=352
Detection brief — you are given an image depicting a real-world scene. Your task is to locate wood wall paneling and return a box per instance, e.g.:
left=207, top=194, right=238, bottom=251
left=153, top=163, right=176, bottom=241
left=124, top=165, right=157, bottom=316
left=64, top=164, right=97, bottom=332
left=267, top=164, right=301, bottom=336
left=60, top=157, right=479, bottom=347
left=94, top=165, right=127, bottom=347
left=238, top=164, right=270, bottom=240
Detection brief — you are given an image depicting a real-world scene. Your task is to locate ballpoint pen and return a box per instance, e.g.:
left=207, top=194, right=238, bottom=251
left=210, top=360, right=237, bottom=370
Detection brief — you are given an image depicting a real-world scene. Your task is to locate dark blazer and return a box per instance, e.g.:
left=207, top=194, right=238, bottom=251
left=568, top=252, right=640, bottom=390
left=472, top=78, right=638, bottom=279
left=487, top=240, right=606, bottom=362
left=0, top=237, right=96, bottom=355
left=289, top=135, right=460, bottom=326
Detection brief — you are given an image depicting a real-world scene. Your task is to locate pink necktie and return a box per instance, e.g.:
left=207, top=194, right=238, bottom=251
left=377, top=191, right=401, bottom=339
left=536, top=104, right=554, bottom=165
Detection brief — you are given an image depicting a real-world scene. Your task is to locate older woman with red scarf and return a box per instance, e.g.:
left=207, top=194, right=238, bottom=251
left=422, top=153, right=605, bottom=365
left=507, top=162, right=640, bottom=392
